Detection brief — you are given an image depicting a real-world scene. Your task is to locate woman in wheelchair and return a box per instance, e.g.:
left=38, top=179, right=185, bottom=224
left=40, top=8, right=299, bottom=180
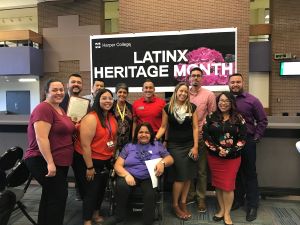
left=104, top=122, right=174, bottom=225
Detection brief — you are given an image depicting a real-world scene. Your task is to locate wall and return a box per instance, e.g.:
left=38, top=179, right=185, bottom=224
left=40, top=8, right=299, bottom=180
left=119, top=0, right=250, bottom=96
left=270, top=0, right=300, bottom=116
left=38, top=0, right=103, bottom=97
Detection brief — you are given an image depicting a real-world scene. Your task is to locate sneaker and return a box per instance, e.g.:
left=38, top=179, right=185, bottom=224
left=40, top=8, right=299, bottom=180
left=197, top=199, right=207, bottom=213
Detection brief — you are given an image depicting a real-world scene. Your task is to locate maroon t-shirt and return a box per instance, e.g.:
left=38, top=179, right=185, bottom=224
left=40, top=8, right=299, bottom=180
left=24, top=102, right=75, bottom=166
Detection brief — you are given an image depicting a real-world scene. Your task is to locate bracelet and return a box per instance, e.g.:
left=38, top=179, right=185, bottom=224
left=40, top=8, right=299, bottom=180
left=87, top=166, right=94, bottom=170
left=124, top=174, right=130, bottom=178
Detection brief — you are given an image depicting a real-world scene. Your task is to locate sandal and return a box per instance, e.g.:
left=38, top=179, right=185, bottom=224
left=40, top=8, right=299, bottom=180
left=173, top=205, right=188, bottom=220
left=179, top=202, right=192, bottom=218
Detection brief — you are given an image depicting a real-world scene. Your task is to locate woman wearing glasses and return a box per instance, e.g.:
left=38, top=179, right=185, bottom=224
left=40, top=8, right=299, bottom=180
left=73, top=89, right=117, bottom=225
left=203, top=91, right=247, bottom=225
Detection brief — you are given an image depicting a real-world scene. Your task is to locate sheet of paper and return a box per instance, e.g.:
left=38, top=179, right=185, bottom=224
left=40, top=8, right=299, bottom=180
left=67, top=96, right=90, bottom=122
left=145, top=158, right=162, bottom=188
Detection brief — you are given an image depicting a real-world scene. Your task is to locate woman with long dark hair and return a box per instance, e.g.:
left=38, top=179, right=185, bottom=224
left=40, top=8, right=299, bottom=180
left=73, top=88, right=117, bottom=225
left=203, top=91, right=247, bottom=225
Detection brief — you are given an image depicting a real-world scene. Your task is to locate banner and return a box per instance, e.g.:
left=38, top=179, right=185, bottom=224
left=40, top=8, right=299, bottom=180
left=90, top=28, right=237, bottom=92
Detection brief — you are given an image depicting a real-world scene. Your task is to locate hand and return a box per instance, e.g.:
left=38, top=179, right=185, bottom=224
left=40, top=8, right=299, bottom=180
left=155, top=162, right=164, bottom=177
left=46, top=162, right=56, bottom=177
left=218, top=147, right=227, bottom=157
left=86, top=168, right=96, bottom=181
left=190, top=146, right=199, bottom=160
left=125, top=174, right=136, bottom=186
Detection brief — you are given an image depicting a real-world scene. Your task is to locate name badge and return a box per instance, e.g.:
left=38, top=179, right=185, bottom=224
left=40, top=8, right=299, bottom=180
left=107, top=141, right=114, bottom=148
left=137, top=106, right=144, bottom=110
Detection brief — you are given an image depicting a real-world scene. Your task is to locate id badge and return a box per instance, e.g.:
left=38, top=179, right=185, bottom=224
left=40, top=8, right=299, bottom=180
left=107, top=141, right=114, bottom=148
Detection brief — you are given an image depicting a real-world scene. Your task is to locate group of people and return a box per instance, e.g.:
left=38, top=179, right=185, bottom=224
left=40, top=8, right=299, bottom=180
left=23, top=67, right=268, bottom=225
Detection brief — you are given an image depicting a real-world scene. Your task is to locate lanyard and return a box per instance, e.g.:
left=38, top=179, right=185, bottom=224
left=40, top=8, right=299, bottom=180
left=116, top=104, right=126, bottom=122
left=106, top=116, right=113, bottom=140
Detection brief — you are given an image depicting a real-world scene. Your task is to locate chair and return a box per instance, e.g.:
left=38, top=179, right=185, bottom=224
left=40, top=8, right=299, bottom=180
left=0, top=146, right=37, bottom=225
left=108, top=172, right=164, bottom=224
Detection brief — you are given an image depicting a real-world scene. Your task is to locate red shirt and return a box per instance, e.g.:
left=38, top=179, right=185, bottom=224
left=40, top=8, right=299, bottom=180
left=75, top=111, right=117, bottom=160
left=132, top=96, right=165, bottom=132
left=25, top=102, right=75, bottom=166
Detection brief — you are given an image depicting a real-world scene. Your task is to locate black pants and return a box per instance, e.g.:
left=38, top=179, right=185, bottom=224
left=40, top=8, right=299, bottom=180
left=114, top=177, right=156, bottom=225
left=234, top=137, right=259, bottom=208
left=72, top=151, right=110, bottom=221
left=25, top=156, right=69, bottom=225
left=0, top=190, right=16, bottom=225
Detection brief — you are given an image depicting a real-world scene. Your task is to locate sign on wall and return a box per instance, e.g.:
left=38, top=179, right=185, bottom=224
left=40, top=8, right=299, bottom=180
left=90, top=28, right=237, bottom=92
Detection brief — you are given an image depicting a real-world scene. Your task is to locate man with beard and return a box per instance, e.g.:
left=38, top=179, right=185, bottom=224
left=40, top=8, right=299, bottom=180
left=132, top=79, right=165, bottom=135
left=187, top=67, right=216, bottom=213
left=228, top=73, right=268, bottom=222
left=60, top=73, right=83, bottom=112
left=83, top=78, right=105, bottom=107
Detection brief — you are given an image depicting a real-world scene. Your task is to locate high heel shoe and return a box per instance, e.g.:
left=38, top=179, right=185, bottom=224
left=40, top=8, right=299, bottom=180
left=212, top=215, right=224, bottom=222
left=179, top=202, right=192, bottom=218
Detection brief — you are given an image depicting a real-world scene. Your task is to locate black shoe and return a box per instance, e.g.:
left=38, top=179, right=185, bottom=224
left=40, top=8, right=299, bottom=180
left=212, top=215, right=224, bottom=222
left=231, top=201, right=242, bottom=211
left=246, top=207, right=257, bottom=222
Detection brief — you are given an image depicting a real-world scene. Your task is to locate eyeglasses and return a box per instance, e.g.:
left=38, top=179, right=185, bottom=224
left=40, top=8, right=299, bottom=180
left=218, top=100, right=231, bottom=104
left=190, top=74, right=202, bottom=78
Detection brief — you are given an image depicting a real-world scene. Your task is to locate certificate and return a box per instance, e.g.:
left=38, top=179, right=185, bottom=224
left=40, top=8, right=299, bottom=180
left=67, top=96, right=90, bottom=122
left=145, top=158, right=162, bottom=188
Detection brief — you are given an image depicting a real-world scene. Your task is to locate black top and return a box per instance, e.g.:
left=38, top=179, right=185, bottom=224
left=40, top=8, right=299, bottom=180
left=113, top=101, right=133, bottom=150
left=164, top=103, right=197, bottom=143
left=203, top=112, right=247, bottom=159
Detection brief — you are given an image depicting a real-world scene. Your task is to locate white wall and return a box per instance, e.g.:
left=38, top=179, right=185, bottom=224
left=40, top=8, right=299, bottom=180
left=249, top=72, right=269, bottom=108
left=0, top=79, right=40, bottom=112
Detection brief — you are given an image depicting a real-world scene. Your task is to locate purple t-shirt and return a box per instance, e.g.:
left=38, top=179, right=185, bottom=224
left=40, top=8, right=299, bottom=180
left=24, top=102, right=75, bottom=166
left=235, top=92, right=268, bottom=140
left=119, top=141, right=169, bottom=180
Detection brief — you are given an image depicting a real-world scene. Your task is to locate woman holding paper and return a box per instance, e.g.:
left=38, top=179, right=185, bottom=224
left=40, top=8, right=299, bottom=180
left=73, top=88, right=117, bottom=225
left=155, top=82, right=198, bottom=220
left=104, top=122, right=173, bottom=225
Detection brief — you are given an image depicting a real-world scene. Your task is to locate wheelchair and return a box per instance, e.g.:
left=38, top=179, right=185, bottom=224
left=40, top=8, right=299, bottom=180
left=107, top=171, right=164, bottom=224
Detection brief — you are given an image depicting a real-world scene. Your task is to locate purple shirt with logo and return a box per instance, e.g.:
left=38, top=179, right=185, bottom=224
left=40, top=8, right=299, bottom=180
left=235, top=92, right=268, bottom=140
left=119, top=141, right=169, bottom=180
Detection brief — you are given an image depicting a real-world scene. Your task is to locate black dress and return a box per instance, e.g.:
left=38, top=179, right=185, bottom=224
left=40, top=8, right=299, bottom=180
left=165, top=103, right=197, bottom=181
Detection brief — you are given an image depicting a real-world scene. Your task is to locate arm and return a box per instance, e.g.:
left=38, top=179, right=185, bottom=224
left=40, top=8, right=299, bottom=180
left=155, top=109, right=168, bottom=140
left=190, top=111, right=199, bottom=159
left=80, top=114, right=97, bottom=181
left=208, top=92, right=217, bottom=113
left=114, top=156, right=136, bottom=186
left=226, top=117, right=247, bottom=156
left=132, top=117, right=137, bottom=139
left=253, top=99, right=268, bottom=141
left=154, top=155, right=174, bottom=176
left=34, top=121, right=55, bottom=177
left=202, top=114, right=221, bottom=153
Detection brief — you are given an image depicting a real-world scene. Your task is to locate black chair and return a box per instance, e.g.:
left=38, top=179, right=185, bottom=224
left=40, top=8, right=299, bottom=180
left=108, top=172, right=164, bottom=224
left=0, top=146, right=37, bottom=225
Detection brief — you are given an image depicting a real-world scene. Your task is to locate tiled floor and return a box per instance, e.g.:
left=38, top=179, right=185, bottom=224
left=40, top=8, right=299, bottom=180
left=8, top=184, right=300, bottom=225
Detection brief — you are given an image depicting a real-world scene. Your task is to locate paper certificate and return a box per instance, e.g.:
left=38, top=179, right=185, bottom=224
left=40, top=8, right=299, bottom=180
left=145, top=158, right=162, bottom=188
left=67, top=96, right=90, bottom=122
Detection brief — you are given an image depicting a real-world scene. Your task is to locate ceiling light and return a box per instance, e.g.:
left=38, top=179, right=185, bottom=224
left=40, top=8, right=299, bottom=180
left=18, top=78, right=38, bottom=82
